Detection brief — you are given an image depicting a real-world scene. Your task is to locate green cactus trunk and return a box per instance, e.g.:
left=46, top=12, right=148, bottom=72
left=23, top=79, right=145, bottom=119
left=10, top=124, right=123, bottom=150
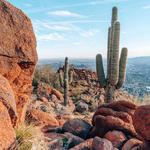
left=105, top=85, right=115, bottom=103
left=64, top=57, right=69, bottom=106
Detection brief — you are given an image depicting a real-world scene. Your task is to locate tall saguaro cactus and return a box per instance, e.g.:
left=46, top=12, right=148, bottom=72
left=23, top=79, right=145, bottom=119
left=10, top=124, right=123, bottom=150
left=96, top=7, right=128, bottom=103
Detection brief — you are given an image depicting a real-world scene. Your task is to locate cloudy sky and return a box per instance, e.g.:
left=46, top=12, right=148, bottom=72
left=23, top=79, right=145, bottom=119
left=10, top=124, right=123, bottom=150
left=8, top=0, right=150, bottom=58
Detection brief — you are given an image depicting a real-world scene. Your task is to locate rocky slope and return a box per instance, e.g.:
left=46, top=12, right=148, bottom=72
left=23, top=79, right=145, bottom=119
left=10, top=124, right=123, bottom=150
left=30, top=67, right=150, bottom=149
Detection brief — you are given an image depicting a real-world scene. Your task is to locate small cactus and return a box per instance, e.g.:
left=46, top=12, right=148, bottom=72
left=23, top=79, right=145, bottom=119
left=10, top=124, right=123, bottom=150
left=64, top=57, right=69, bottom=106
left=58, top=57, right=74, bottom=106
left=96, top=7, right=128, bottom=103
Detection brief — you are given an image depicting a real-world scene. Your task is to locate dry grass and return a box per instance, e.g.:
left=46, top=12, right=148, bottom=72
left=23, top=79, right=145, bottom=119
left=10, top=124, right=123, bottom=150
left=132, top=94, right=150, bottom=106
left=11, top=124, right=48, bottom=150
left=13, top=124, right=35, bottom=150
left=11, top=123, right=48, bottom=150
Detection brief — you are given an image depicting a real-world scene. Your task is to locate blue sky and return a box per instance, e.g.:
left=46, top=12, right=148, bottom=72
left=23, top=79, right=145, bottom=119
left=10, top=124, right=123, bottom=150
left=8, top=0, right=150, bottom=58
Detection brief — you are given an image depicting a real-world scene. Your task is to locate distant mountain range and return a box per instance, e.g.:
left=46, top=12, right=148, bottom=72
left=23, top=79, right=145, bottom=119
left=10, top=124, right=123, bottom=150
left=38, top=56, right=150, bottom=98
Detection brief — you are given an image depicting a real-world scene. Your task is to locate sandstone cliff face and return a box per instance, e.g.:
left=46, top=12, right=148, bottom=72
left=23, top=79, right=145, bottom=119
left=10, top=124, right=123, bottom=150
left=0, top=0, right=38, bottom=125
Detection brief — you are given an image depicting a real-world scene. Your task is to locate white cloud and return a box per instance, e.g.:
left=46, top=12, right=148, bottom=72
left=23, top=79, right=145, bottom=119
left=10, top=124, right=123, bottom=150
left=80, top=29, right=99, bottom=38
left=72, top=42, right=81, bottom=45
left=37, top=33, right=65, bottom=41
left=26, top=0, right=129, bottom=14
left=48, top=10, right=83, bottom=17
left=142, top=5, right=150, bottom=10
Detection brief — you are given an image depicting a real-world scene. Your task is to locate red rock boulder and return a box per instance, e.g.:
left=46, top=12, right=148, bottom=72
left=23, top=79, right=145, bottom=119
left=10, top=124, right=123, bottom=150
left=29, top=108, right=59, bottom=127
left=0, top=0, right=38, bottom=126
left=0, top=101, right=16, bottom=149
left=0, top=74, right=17, bottom=125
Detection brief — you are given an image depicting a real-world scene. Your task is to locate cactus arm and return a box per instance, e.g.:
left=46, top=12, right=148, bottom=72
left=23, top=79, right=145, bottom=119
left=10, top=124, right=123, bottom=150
left=64, top=57, right=69, bottom=106
left=96, top=54, right=106, bottom=87
left=110, top=21, right=120, bottom=86
left=116, top=48, right=128, bottom=89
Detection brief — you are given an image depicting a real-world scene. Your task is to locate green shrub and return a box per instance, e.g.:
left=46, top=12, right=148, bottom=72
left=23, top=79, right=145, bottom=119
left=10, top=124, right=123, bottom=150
left=33, top=65, right=60, bottom=90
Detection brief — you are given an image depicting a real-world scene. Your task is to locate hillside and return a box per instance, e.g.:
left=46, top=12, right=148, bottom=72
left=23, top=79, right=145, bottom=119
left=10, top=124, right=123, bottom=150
left=38, top=56, right=150, bottom=98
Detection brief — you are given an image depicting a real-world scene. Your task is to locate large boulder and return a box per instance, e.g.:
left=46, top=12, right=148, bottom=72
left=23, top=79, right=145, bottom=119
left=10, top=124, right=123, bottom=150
left=133, top=105, right=150, bottom=141
left=0, top=101, right=16, bottom=149
left=0, top=0, right=38, bottom=125
left=29, top=108, right=59, bottom=127
left=62, top=119, right=92, bottom=139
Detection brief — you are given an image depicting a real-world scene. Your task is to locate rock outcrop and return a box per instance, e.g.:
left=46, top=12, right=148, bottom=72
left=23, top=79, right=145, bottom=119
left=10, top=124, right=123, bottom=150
left=133, top=105, right=150, bottom=141
left=90, top=100, right=137, bottom=138
left=0, top=101, right=16, bottom=149
left=0, top=0, right=38, bottom=125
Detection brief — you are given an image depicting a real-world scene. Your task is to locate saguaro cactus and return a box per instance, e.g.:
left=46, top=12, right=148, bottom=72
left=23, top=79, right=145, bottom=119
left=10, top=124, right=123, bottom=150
left=64, top=57, right=69, bottom=106
left=96, top=6, right=128, bottom=103
left=58, top=57, right=73, bottom=106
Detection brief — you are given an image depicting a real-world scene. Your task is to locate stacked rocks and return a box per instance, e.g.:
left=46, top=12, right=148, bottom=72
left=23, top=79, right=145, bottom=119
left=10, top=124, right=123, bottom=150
left=89, top=100, right=145, bottom=149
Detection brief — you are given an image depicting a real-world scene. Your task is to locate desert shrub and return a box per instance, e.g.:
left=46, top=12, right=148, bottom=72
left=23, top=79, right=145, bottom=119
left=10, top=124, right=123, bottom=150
left=13, top=124, right=36, bottom=150
left=33, top=65, right=60, bottom=90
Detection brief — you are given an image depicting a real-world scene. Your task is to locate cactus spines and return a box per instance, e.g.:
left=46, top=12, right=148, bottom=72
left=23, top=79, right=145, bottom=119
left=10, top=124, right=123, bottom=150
left=64, top=57, right=69, bottom=106
left=117, top=48, right=128, bottom=89
left=96, top=54, right=106, bottom=87
left=96, top=6, right=128, bottom=103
